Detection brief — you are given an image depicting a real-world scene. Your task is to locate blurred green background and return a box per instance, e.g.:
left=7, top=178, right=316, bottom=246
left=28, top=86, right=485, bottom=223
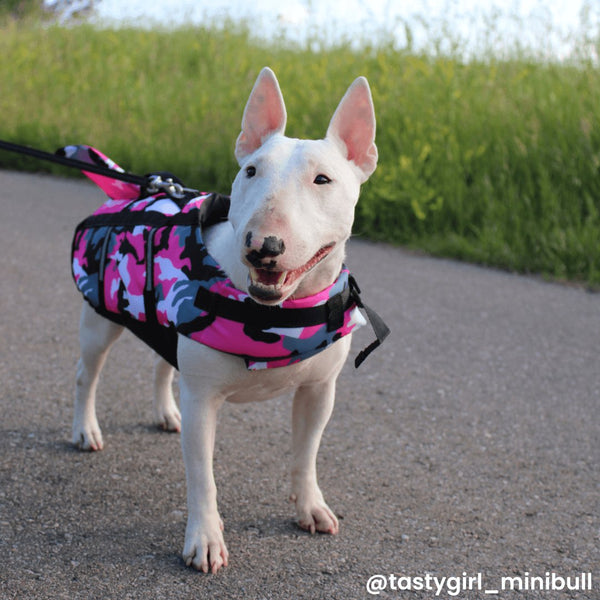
left=1, top=2, right=599, bottom=285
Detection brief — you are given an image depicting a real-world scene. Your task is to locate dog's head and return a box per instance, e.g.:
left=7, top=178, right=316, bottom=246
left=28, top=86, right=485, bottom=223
left=229, top=67, right=377, bottom=305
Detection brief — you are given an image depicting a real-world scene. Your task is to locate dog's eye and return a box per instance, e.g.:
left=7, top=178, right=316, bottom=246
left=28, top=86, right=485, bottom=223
left=246, top=166, right=256, bottom=178
left=314, top=174, right=331, bottom=185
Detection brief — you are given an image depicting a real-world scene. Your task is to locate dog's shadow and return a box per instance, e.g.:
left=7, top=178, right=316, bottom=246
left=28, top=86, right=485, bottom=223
left=1, top=421, right=180, bottom=458
left=3, top=425, right=331, bottom=578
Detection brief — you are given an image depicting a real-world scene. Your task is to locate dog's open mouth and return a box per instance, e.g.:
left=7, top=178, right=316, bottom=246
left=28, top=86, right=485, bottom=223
left=247, top=243, right=335, bottom=303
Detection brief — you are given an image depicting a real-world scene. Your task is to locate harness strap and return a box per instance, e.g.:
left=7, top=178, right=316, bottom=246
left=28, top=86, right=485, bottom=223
left=193, top=285, right=354, bottom=331
left=144, top=226, right=160, bottom=327
left=75, top=206, right=201, bottom=230
left=73, top=193, right=230, bottom=232
left=97, top=226, right=114, bottom=314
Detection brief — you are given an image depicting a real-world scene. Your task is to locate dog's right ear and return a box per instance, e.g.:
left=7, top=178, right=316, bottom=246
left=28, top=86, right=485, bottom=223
left=235, top=67, right=287, bottom=164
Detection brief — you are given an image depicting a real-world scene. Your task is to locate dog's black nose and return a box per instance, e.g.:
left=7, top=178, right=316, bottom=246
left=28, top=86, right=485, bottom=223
left=246, top=234, right=286, bottom=268
left=261, top=236, right=285, bottom=256
left=245, top=232, right=285, bottom=255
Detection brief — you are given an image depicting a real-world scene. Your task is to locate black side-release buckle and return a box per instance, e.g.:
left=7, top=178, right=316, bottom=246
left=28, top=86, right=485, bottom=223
left=349, top=275, right=391, bottom=368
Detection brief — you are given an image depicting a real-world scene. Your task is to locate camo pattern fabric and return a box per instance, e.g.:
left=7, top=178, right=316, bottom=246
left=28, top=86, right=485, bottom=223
left=70, top=146, right=365, bottom=369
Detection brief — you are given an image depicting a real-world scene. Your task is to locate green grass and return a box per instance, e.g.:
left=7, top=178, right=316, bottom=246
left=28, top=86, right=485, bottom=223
left=1, top=16, right=599, bottom=285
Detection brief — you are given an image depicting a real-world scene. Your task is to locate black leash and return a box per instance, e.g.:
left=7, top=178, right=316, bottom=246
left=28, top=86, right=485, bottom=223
left=0, top=139, right=197, bottom=199
left=0, top=139, right=146, bottom=185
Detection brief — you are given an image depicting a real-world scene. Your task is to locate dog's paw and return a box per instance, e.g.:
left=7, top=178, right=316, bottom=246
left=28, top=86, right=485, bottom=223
left=154, top=403, right=181, bottom=433
left=154, top=391, right=181, bottom=433
left=183, top=516, right=228, bottom=574
left=290, top=491, right=339, bottom=535
left=72, top=423, right=104, bottom=452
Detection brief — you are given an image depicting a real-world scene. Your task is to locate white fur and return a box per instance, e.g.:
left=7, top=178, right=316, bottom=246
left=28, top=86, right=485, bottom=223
left=72, top=67, right=377, bottom=574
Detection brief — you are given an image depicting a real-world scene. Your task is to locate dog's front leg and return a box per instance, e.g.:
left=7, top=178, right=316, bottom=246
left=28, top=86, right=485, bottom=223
left=290, top=378, right=339, bottom=535
left=179, top=372, right=228, bottom=574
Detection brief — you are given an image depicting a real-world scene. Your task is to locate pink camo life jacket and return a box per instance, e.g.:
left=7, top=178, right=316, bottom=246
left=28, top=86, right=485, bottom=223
left=69, top=145, right=387, bottom=370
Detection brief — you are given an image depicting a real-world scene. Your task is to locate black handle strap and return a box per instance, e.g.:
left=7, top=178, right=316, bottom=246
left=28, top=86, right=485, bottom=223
left=348, top=275, right=391, bottom=368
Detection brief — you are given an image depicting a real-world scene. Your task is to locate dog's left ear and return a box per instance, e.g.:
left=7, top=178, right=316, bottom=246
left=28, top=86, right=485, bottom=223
left=235, top=67, right=288, bottom=164
left=326, top=77, right=378, bottom=183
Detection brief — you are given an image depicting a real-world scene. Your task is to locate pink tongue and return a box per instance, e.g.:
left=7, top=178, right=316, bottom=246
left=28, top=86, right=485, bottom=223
left=256, top=270, right=283, bottom=286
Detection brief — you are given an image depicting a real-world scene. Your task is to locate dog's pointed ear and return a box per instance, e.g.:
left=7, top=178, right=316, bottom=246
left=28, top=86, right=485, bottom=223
left=326, top=76, right=378, bottom=183
left=235, top=67, right=287, bottom=164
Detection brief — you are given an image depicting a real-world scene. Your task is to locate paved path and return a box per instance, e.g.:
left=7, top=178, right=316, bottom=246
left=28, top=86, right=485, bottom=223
left=0, top=171, right=598, bottom=599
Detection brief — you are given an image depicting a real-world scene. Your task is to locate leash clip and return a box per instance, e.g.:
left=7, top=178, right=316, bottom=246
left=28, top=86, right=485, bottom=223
left=145, top=174, right=194, bottom=200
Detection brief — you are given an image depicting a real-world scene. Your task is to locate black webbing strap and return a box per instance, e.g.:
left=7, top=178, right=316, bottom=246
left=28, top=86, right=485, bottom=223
left=97, top=226, right=114, bottom=314
left=144, top=226, right=160, bottom=327
left=193, top=285, right=353, bottom=332
left=75, top=206, right=202, bottom=231
left=73, top=193, right=231, bottom=232
left=348, top=275, right=391, bottom=367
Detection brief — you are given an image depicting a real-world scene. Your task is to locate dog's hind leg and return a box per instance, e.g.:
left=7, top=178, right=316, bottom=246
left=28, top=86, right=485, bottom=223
left=73, top=302, right=123, bottom=451
left=153, top=356, right=181, bottom=432
left=290, top=378, right=340, bottom=536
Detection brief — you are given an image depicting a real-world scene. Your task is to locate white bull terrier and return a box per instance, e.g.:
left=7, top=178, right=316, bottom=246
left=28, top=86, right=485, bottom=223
left=72, top=67, right=378, bottom=573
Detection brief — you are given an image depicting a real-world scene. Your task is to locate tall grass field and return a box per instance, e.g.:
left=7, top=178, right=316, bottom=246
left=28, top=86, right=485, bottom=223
left=1, top=14, right=599, bottom=285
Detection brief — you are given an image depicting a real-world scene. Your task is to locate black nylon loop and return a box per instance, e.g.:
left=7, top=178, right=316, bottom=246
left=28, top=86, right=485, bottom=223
left=348, top=274, right=391, bottom=368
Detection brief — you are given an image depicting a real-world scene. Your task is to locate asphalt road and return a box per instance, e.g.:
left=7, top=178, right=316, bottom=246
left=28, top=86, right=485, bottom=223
left=0, top=170, right=598, bottom=599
